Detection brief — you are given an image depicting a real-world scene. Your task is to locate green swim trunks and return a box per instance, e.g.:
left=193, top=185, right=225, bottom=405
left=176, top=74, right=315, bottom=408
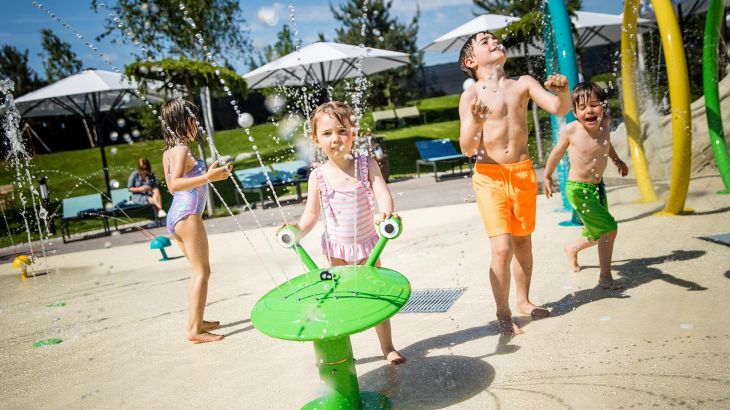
left=565, top=180, right=617, bottom=241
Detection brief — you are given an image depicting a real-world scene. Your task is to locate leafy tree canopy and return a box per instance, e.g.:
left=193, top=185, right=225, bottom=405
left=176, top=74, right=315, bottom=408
left=125, top=57, right=247, bottom=97
left=248, top=24, right=296, bottom=70
left=332, top=0, right=422, bottom=106
left=91, top=0, right=252, bottom=63
left=0, top=45, right=44, bottom=96
left=38, top=28, right=83, bottom=82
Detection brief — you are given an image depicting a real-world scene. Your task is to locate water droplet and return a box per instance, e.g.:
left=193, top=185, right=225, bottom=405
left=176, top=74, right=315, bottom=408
left=104, top=241, right=112, bottom=248
left=679, top=323, right=694, bottom=329
left=237, top=113, right=254, bottom=128
left=116, top=118, right=126, bottom=128
left=599, top=315, right=611, bottom=321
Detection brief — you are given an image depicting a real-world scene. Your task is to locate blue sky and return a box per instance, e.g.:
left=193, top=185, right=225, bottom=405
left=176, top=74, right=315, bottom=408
left=1, top=0, right=623, bottom=80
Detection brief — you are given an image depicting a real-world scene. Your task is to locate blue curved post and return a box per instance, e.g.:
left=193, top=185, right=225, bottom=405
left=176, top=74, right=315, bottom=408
left=543, top=0, right=582, bottom=225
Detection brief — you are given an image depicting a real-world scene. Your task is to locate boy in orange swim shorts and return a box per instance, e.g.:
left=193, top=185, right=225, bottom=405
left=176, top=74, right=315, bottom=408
left=458, top=31, right=572, bottom=335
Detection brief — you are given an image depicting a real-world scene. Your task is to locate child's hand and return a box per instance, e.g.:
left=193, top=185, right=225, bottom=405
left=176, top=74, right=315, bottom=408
left=614, top=159, right=629, bottom=177
left=543, top=176, right=554, bottom=198
left=376, top=211, right=399, bottom=225
left=470, top=96, right=491, bottom=122
left=544, top=74, right=569, bottom=94
left=206, top=160, right=233, bottom=182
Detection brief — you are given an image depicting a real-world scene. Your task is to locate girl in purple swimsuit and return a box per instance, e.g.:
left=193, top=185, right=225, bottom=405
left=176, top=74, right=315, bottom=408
left=160, top=99, right=232, bottom=344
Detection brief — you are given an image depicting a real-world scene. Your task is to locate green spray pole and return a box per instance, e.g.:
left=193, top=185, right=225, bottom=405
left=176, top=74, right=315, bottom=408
left=366, top=217, right=402, bottom=266
left=277, top=225, right=319, bottom=271
left=703, top=0, right=730, bottom=193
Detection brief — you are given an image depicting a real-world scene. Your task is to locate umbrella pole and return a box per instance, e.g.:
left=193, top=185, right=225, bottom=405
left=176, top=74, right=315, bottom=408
left=198, top=87, right=216, bottom=217
left=92, top=93, right=112, bottom=200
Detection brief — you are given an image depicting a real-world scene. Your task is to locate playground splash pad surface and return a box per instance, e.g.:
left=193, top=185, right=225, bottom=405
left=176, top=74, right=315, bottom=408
left=0, top=173, right=729, bottom=409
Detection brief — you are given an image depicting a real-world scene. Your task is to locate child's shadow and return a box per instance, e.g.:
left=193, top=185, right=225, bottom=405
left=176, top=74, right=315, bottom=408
left=220, top=319, right=253, bottom=337
left=544, top=249, right=707, bottom=317
left=358, top=322, right=517, bottom=409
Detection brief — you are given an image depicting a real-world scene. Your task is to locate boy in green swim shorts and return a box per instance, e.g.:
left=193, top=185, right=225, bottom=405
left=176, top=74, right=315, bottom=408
left=543, top=82, right=628, bottom=290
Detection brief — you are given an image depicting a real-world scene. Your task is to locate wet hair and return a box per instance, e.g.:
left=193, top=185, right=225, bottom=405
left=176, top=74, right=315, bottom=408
left=571, top=81, right=607, bottom=111
left=309, top=101, right=354, bottom=141
left=160, top=98, right=201, bottom=150
left=458, top=31, right=493, bottom=80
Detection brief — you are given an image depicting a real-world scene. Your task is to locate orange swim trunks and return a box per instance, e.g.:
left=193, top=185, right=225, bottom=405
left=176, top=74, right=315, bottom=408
left=472, top=159, right=537, bottom=237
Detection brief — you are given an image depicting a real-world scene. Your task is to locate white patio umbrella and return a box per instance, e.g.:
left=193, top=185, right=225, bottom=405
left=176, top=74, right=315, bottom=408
left=15, top=69, right=171, bottom=198
left=242, top=41, right=411, bottom=89
left=573, top=11, right=652, bottom=49
left=421, top=12, right=651, bottom=56
left=421, top=14, right=521, bottom=53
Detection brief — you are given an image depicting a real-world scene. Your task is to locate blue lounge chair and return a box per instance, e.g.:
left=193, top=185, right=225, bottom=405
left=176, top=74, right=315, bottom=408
left=109, top=188, right=160, bottom=229
left=234, top=166, right=282, bottom=208
left=272, top=160, right=309, bottom=201
left=415, top=139, right=471, bottom=181
left=60, top=193, right=109, bottom=243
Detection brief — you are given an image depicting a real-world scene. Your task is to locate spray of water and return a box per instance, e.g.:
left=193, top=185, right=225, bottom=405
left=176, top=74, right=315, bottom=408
left=0, top=78, right=52, bottom=277
left=32, top=2, right=289, bottom=289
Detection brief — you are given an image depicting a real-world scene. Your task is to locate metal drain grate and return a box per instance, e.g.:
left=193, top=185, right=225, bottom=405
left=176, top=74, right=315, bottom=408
left=699, top=233, right=730, bottom=247
left=400, top=288, right=466, bottom=313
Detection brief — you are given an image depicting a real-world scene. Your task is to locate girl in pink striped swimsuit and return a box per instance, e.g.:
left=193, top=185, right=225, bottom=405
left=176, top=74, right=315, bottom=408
left=293, top=101, right=405, bottom=365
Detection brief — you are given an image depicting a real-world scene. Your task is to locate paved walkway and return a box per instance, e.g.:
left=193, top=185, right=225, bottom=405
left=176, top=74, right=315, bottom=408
left=1, top=172, right=728, bottom=409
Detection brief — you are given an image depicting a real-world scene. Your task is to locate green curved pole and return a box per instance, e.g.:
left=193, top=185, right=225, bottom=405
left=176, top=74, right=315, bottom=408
left=703, top=0, right=730, bottom=193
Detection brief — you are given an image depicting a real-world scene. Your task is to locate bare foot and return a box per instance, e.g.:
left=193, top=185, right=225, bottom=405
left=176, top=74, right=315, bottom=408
left=517, top=301, right=550, bottom=320
left=599, top=277, right=624, bottom=291
left=496, top=313, right=523, bottom=336
left=202, top=320, right=220, bottom=331
left=187, top=332, right=225, bottom=344
left=385, top=350, right=406, bottom=365
left=564, top=244, right=580, bottom=272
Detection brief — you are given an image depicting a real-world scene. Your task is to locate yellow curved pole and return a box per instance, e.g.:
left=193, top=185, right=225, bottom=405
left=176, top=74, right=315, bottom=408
left=621, top=0, right=659, bottom=202
left=652, top=0, right=693, bottom=215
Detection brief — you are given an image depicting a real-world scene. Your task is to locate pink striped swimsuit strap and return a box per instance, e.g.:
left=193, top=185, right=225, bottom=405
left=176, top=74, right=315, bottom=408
left=315, top=167, right=334, bottom=218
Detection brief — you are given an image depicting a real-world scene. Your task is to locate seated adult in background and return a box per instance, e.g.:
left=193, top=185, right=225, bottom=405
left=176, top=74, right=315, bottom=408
left=128, top=158, right=166, bottom=218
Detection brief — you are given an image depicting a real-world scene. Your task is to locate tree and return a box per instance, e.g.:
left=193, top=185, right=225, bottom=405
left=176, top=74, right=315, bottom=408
left=248, top=24, right=296, bottom=70
left=91, top=0, right=252, bottom=63
left=331, top=0, right=422, bottom=107
left=0, top=45, right=43, bottom=96
left=38, top=29, right=83, bottom=82
left=126, top=58, right=246, bottom=96
left=474, top=0, right=542, bottom=16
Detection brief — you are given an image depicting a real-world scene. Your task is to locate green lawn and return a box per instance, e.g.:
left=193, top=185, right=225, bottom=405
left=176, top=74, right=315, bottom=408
left=0, top=93, right=557, bottom=247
